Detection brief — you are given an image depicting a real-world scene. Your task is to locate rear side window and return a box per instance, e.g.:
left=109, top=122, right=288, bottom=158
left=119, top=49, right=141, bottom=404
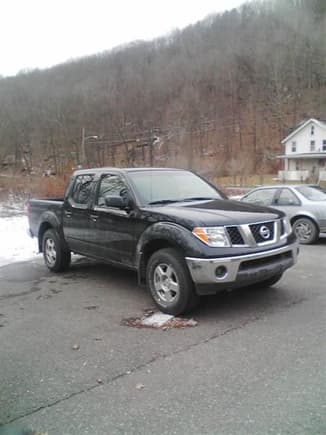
left=71, top=175, right=94, bottom=205
left=277, top=189, right=300, bottom=206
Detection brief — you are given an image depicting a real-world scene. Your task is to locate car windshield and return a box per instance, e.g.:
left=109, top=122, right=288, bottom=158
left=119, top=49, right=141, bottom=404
left=295, top=186, right=326, bottom=201
left=128, top=170, right=224, bottom=206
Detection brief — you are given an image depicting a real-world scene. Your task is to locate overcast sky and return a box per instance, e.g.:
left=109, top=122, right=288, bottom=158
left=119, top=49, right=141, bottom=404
left=1, top=0, right=245, bottom=77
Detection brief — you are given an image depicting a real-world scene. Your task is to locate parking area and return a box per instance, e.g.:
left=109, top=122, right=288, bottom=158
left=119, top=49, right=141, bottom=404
left=0, top=240, right=325, bottom=434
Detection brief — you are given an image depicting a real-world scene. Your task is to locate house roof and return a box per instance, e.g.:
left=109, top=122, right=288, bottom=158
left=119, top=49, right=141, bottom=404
left=277, top=153, right=326, bottom=159
left=281, top=118, right=326, bottom=144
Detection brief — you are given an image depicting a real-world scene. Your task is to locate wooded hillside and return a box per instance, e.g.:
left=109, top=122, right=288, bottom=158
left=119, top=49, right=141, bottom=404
left=0, top=0, right=325, bottom=187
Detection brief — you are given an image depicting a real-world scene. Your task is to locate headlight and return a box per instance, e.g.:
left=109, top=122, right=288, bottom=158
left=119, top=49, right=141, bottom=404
left=282, top=217, right=292, bottom=237
left=192, top=227, right=230, bottom=247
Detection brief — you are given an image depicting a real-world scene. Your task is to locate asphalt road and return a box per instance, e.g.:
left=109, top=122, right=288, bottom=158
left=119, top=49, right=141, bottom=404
left=0, top=241, right=325, bottom=435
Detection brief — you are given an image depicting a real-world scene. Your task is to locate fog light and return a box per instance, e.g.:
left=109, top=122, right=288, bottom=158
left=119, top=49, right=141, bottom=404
left=215, top=265, right=227, bottom=279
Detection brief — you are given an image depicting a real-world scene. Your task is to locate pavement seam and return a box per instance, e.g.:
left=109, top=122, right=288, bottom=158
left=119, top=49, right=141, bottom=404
left=3, top=296, right=308, bottom=426
left=0, top=317, right=260, bottom=426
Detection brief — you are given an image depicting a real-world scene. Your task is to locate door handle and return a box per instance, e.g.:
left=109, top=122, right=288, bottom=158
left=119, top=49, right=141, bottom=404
left=90, top=214, right=98, bottom=222
left=64, top=211, right=72, bottom=218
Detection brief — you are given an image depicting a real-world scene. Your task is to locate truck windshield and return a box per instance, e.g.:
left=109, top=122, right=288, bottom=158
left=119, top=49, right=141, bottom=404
left=128, top=170, right=224, bottom=206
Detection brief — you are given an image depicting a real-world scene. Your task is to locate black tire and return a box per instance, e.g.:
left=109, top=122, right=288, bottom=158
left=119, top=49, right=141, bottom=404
left=292, top=217, right=318, bottom=244
left=146, top=248, right=199, bottom=315
left=249, top=273, right=283, bottom=290
left=42, top=228, right=71, bottom=272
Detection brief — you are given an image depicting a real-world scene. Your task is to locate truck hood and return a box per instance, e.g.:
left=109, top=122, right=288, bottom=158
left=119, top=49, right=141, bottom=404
left=141, top=199, right=284, bottom=230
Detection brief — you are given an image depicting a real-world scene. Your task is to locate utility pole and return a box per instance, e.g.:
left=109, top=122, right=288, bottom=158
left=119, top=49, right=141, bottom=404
left=81, top=127, right=86, bottom=167
left=80, top=128, right=98, bottom=167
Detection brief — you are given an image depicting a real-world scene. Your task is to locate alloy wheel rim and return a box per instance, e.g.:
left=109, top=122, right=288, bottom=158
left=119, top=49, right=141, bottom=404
left=294, top=222, right=312, bottom=242
left=45, top=238, right=57, bottom=266
left=153, top=263, right=180, bottom=304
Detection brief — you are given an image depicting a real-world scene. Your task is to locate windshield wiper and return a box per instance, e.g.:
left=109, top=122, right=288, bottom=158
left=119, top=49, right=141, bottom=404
left=148, top=197, right=219, bottom=205
left=179, top=197, right=218, bottom=202
left=148, top=199, right=181, bottom=205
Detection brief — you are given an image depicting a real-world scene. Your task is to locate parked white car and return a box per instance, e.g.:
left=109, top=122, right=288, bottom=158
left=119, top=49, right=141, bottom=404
left=240, top=185, right=326, bottom=244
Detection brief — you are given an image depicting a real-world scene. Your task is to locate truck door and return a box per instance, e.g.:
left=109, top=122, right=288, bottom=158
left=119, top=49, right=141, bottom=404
left=88, top=173, right=135, bottom=266
left=63, top=173, right=95, bottom=254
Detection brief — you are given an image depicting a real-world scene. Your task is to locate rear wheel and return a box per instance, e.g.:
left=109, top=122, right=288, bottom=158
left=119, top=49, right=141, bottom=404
left=42, top=229, right=71, bottom=272
left=146, top=248, right=199, bottom=315
left=292, top=217, right=318, bottom=244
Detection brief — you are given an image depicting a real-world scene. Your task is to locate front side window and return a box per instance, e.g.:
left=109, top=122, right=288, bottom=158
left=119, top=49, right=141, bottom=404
left=96, top=175, right=128, bottom=206
left=71, top=175, right=94, bottom=205
left=291, top=141, right=296, bottom=152
left=310, top=140, right=315, bottom=151
left=322, top=140, right=326, bottom=151
left=311, top=125, right=315, bottom=135
left=242, top=188, right=278, bottom=206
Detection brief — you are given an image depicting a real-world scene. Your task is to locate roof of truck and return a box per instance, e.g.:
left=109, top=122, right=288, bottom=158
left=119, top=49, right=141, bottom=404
left=73, top=167, right=186, bottom=176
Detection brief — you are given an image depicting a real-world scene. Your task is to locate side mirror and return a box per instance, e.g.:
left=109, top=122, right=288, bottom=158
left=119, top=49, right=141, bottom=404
left=104, top=195, right=126, bottom=209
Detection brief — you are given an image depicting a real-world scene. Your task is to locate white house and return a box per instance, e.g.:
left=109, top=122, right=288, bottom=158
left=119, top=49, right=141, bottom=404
left=278, top=118, right=326, bottom=182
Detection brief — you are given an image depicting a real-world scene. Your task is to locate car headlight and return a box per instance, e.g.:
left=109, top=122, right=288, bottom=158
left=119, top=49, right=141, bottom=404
left=192, top=227, right=230, bottom=247
left=282, top=217, right=292, bottom=237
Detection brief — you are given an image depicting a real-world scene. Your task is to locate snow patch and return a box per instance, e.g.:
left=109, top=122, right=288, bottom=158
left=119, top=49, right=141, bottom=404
left=0, top=215, right=38, bottom=267
left=141, top=312, right=174, bottom=327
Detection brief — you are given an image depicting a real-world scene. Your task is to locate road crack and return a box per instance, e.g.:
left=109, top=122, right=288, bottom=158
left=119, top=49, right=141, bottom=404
left=3, top=297, right=308, bottom=426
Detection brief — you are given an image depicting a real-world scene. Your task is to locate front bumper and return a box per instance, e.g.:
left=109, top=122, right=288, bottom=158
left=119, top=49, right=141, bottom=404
left=186, top=242, right=299, bottom=294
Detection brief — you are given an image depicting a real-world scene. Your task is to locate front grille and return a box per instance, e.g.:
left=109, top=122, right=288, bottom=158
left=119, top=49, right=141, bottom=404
left=249, top=221, right=274, bottom=244
left=226, top=226, right=245, bottom=245
left=280, top=219, right=285, bottom=236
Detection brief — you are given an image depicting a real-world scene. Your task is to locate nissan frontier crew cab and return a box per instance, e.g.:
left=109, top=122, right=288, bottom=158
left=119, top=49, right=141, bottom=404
left=28, top=168, right=299, bottom=315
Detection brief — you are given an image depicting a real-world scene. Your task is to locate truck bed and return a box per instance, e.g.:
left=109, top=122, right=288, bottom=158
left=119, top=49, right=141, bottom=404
left=28, top=198, right=64, bottom=238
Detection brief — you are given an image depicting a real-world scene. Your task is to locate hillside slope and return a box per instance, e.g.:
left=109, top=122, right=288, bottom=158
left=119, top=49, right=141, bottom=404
left=0, top=0, right=325, bottom=184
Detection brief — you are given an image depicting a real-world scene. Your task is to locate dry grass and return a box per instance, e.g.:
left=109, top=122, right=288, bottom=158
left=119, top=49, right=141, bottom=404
left=0, top=173, right=68, bottom=201
left=0, top=171, right=325, bottom=203
left=216, top=174, right=281, bottom=188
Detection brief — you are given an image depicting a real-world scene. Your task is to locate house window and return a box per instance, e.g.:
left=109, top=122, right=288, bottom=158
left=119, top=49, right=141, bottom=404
left=311, top=125, right=315, bottom=135
left=323, top=140, right=326, bottom=151
left=310, top=140, right=315, bottom=151
left=291, top=141, right=296, bottom=152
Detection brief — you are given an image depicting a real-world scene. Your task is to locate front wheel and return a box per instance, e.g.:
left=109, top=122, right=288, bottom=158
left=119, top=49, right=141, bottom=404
left=146, top=248, right=199, bottom=315
left=42, top=229, right=71, bottom=272
left=292, top=217, right=318, bottom=244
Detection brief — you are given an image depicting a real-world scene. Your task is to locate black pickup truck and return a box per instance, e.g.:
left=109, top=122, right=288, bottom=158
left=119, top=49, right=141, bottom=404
left=28, top=167, right=299, bottom=315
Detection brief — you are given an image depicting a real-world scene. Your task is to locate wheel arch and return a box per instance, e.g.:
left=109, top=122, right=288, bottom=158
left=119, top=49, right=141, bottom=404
left=38, top=222, right=54, bottom=252
left=290, top=213, right=319, bottom=231
left=136, top=222, right=193, bottom=286
left=37, top=211, right=64, bottom=252
left=138, top=238, right=185, bottom=285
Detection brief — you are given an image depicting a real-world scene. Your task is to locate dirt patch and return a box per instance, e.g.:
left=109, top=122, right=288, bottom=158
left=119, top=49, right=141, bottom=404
left=121, top=309, right=198, bottom=330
